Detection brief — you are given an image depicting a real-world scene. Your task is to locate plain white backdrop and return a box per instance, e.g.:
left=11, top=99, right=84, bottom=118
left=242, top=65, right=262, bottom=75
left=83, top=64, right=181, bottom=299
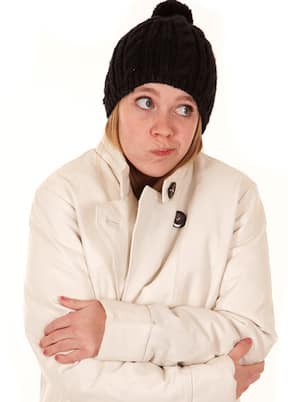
left=0, top=0, right=287, bottom=401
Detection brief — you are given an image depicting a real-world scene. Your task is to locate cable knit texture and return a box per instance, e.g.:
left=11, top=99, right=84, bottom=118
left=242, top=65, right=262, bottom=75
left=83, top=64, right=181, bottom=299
left=103, top=0, right=217, bottom=133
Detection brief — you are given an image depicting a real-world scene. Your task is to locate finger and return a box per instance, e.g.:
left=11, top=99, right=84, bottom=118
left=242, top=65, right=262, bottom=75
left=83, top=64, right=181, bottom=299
left=43, top=339, right=79, bottom=357
left=228, top=338, right=252, bottom=361
left=55, top=350, right=86, bottom=364
left=250, top=373, right=261, bottom=383
left=247, top=362, right=265, bottom=378
left=44, top=312, right=73, bottom=335
left=258, top=360, right=265, bottom=373
left=252, top=361, right=265, bottom=373
left=244, top=361, right=265, bottom=375
left=238, top=385, right=249, bottom=398
left=39, top=327, right=72, bottom=348
left=58, top=296, right=97, bottom=310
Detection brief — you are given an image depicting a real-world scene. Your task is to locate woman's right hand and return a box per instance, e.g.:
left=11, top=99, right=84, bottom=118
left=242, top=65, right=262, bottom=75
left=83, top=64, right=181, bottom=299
left=228, top=338, right=265, bottom=399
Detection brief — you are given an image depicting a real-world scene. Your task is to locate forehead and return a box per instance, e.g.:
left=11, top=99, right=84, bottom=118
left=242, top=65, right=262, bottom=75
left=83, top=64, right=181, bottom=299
left=133, top=83, right=196, bottom=104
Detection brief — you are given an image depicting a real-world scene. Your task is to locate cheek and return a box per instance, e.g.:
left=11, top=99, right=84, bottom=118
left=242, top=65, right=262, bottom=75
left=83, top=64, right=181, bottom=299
left=118, top=120, right=141, bottom=161
left=119, top=106, right=136, bottom=136
left=119, top=121, right=134, bottom=146
left=119, top=116, right=147, bottom=147
left=179, top=128, right=196, bottom=150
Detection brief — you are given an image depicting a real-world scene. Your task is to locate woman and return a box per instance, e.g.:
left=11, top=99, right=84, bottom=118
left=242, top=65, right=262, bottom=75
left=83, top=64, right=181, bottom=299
left=24, top=1, right=277, bottom=401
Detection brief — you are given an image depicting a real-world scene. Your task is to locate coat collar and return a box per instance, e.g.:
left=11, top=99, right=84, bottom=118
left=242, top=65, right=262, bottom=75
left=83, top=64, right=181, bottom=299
left=95, top=135, right=195, bottom=203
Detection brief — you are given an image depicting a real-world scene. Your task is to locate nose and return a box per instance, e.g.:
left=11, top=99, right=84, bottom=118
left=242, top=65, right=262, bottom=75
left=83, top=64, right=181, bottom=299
left=150, top=112, right=174, bottom=137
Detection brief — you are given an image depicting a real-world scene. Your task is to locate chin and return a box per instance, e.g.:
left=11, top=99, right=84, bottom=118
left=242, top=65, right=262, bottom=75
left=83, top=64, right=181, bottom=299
left=141, top=166, right=173, bottom=178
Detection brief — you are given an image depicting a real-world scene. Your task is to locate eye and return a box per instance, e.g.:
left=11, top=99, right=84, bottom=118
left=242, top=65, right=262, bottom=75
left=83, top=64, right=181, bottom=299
left=176, top=105, right=193, bottom=117
left=135, top=96, right=153, bottom=110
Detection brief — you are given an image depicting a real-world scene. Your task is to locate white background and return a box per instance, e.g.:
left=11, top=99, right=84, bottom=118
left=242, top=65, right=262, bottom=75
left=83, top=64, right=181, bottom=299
left=0, top=0, right=287, bottom=401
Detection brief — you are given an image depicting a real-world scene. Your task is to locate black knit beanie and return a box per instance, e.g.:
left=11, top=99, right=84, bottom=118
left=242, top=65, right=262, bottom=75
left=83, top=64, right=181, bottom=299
left=103, top=0, right=217, bottom=133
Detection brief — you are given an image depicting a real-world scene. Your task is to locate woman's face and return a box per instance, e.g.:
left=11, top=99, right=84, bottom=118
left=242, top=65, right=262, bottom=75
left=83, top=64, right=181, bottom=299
left=118, top=83, right=200, bottom=177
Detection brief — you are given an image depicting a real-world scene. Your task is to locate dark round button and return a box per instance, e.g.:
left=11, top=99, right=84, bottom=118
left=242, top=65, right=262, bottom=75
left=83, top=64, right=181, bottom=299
left=167, top=182, right=176, bottom=199
left=173, top=211, right=187, bottom=228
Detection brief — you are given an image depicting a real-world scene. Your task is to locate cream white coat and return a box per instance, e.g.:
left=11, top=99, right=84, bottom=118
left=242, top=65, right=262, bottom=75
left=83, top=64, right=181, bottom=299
left=24, top=136, right=277, bottom=402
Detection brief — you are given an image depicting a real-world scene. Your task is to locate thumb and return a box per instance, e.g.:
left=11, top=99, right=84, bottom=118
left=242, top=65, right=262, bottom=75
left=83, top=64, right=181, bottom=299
left=58, top=296, right=96, bottom=310
left=228, top=338, right=253, bottom=362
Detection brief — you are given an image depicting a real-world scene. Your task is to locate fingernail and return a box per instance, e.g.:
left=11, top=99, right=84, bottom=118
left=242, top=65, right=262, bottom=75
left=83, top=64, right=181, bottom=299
left=245, top=338, right=252, bottom=343
left=59, top=296, right=67, bottom=300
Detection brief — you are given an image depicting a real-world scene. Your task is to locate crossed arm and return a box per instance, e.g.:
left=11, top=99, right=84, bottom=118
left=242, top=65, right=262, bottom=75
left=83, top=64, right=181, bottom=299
left=24, top=176, right=276, bottom=402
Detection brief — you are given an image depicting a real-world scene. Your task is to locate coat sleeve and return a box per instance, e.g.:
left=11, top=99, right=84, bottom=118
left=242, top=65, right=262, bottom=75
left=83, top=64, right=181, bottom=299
left=96, top=182, right=277, bottom=367
left=24, top=176, right=237, bottom=402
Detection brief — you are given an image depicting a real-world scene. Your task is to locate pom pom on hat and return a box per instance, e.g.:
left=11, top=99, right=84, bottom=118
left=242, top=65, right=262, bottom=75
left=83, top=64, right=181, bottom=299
left=152, top=0, right=193, bottom=23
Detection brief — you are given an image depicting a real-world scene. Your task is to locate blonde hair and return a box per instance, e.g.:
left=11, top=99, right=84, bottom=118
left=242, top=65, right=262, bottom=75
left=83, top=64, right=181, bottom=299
left=104, top=101, right=203, bottom=162
left=104, top=102, right=121, bottom=149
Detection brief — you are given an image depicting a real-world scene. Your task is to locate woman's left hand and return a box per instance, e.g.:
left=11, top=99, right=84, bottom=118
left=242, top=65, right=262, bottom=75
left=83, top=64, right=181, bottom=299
left=39, top=296, right=106, bottom=364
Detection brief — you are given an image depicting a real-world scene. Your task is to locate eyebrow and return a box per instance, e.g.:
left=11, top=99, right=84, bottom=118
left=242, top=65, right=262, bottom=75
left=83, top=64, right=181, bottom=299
left=134, top=86, right=196, bottom=104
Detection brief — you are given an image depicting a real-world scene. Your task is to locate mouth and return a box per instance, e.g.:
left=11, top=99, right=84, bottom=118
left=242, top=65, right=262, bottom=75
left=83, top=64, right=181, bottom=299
left=150, top=148, right=175, bottom=157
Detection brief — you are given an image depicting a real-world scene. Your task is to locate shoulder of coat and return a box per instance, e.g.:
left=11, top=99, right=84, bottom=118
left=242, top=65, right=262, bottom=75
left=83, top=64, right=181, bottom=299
left=34, top=148, right=98, bottom=199
left=196, top=152, right=257, bottom=191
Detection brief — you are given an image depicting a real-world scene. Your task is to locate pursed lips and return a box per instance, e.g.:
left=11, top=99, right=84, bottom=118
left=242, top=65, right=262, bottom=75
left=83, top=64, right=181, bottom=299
left=150, top=148, right=175, bottom=156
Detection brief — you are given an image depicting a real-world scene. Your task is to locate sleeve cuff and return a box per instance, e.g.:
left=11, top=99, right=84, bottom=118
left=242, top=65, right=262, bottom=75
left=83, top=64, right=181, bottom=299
left=96, top=298, right=153, bottom=362
left=191, top=355, right=237, bottom=402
